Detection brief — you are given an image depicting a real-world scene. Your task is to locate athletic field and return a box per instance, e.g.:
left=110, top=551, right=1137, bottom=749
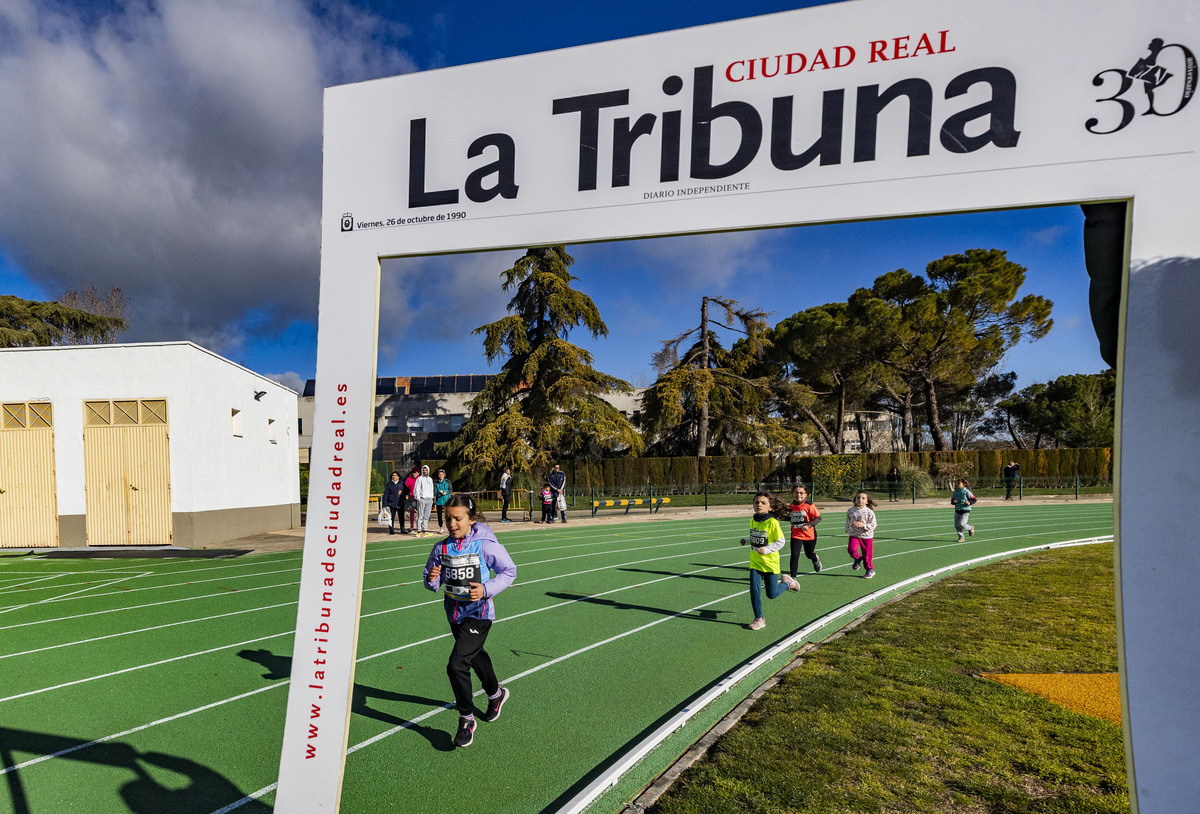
left=0, top=501, right=1114, bottom=813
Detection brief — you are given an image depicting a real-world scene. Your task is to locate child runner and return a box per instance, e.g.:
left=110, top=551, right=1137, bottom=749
left=742, top=491, right=800, bottom=630
left=845, top=491, right=878, bottom=579
left=787, top=484, right=823, bottom=577
left=539, top=481, right=554, bottom=524
left=950, top=478, right=977, bottom=542
left=422, top=494, right=517, bottom=748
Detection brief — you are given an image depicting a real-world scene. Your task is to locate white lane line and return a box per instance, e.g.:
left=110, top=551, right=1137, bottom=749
left=0, top=682, right=287, bottom=775
left=0, top=600, right=298, bottom=660
left=0, top=522, right=723, bottom=609
left=551, top=535, right=1115, bottom=814
left=215, top=530, right=1120, bottom=813
left=0, top=530, right=736, bottom=632
left=0, top=630, right=291, bottom=704
left=2, top=557, right=744, bottom=799
left=5, top=528, right=1112, bottom=813
left=0, top=541, right=741, bottom=701
left=0, top=575, right=147, bottom=617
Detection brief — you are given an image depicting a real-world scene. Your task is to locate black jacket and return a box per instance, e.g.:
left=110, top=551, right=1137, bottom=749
left=384, top=479, right=404, bottom=509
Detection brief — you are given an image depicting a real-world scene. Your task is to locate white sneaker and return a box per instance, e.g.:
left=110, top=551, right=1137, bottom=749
left=864, top=569, right=875, bottom=579
left=781, top=574, right=800, bottom=592
left=968, top=526, right=975, bottom=537
left=957, top=535, right=965, bottom=542
left=748, top=617, right=766, bottom=630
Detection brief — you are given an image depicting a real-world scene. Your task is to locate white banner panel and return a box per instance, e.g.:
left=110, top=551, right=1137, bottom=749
left=278, top=1, right=1199, bottom=810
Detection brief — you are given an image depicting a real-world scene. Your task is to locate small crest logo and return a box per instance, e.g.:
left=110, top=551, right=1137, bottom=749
left=1088, top=38, right=1197, bottom=134
left=340, top=212, right=354, bottom=232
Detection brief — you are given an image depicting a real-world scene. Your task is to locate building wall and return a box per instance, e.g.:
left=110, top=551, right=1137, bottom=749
left=0, top=342, right=300, bottom=547
left=298, top=377, right=646, bottom=463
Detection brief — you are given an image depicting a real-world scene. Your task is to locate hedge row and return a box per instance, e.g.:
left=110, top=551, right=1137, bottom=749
left=560, top=448, right=1112, bottom=490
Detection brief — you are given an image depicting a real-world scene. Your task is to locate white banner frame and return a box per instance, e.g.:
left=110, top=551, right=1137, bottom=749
left=277, top=2, right=1199, bottom=811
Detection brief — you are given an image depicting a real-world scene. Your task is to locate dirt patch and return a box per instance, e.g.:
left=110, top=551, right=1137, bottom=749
left=982, top=672, right=1121, bottom=726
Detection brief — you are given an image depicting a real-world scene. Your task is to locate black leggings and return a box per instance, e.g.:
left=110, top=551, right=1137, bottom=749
left=789, top=534, right=819, bottom=578
left=447, top=618, right=499, bottom=716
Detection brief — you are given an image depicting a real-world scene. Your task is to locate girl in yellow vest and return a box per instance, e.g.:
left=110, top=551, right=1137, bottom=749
left=741, top=491, right=800, bottom=630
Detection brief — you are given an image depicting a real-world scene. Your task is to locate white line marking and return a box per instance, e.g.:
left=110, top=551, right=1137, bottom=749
left=551, top=535, right=1114, bottom=814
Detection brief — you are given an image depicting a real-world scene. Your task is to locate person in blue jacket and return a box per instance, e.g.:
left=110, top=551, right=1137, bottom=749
left=433, top=469, right=452, bottom=532
left=423, top=493, right=517, bottom=748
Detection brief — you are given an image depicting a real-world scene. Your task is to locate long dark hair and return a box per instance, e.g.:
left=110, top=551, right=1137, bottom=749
left=754, top=490, right=790, bottom=519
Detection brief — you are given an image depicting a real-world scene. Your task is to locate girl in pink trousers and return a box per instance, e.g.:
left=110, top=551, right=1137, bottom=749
left=845, top=491, right=878, bottom=579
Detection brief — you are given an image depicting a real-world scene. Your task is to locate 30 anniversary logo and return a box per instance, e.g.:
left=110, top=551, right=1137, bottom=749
left=1088, top=38, right=1196, bottom=134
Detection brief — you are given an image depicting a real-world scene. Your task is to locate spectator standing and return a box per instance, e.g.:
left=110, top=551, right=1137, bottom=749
left=886, top=466, right=902, bottom=502
left=414, top=465, right=435, bottom=535
left=404, top=465, right=420, bottom=530
left=548, top=463, right=568, bottom=523
left=499, top=466, right=513, bottom=523
left=434, top=469, right=452, bottom=532
left=383, top=471, right=405, bottom=534
left=1003, top=461, right=1021, bottom=500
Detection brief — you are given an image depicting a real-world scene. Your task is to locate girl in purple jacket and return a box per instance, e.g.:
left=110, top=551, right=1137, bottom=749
left=423, top=494, right=517, bottom=748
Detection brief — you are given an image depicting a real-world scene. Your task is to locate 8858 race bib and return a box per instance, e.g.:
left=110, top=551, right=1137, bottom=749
left=441, top=551, right=482, bottom=600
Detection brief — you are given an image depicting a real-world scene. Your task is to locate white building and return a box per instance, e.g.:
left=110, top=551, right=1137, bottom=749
left=0, top=342, right=300, bottom=549
left=297, top=374, right=645, bottom=464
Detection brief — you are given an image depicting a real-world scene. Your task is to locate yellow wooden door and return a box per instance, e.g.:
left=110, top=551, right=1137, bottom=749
left=0, top=402, right=58, bottom=547
left=83, top=399, right=172, bottom=546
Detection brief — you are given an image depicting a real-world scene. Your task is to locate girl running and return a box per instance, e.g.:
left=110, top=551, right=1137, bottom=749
left=422, top=494, right=517, bottom=748
left=787, top=484, right=823, bottom=577
left=741, top=491, right=800, bottom=630
left=845, top=491, right=878, bottom=579
left=950, top=478, right=977, bottom=542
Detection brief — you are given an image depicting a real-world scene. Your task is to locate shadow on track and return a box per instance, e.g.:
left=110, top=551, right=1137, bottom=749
left=544, top=592, right=740, bottom=626
left=236, top=649, right=455, bottom=751
left=0, top=727, right=271, bottom=814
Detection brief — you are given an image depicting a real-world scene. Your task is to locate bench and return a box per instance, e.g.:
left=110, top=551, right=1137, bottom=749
left=591, top=497, right=670, bottom=517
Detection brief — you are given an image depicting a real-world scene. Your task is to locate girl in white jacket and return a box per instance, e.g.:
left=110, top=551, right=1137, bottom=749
left=845, top=490, right=878, bottom=579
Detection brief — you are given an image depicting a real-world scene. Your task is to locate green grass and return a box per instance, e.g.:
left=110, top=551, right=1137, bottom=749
left=647, top=543, right=1126, bottom=814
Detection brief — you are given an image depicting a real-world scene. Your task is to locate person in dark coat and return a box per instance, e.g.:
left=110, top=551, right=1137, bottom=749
left=1003, top=461, right=1021, bottom=501
left=886, top=466, right=902, bottom=502
left=384, top=471, right=406, bottom=534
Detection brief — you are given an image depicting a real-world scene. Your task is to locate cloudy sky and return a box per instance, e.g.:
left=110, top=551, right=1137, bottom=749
left=0, top=0, right=1107, bottom=394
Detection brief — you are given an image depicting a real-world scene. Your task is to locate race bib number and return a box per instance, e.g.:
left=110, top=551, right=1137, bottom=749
left=790, top=510, right=807, bottom=526
left=748, top=529, right=768, bottom=547
left=441, top=551, right=482, bottom=599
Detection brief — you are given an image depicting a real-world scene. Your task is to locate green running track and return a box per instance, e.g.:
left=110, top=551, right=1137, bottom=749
left=0, top=501, right=1113, bottom=813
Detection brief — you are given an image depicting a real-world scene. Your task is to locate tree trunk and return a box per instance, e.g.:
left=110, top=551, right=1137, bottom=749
left=697, top=297, right=710, bottom=458
left=922, top=374, right=947, bottom=451
left=800, top=404, right=839, bottom=453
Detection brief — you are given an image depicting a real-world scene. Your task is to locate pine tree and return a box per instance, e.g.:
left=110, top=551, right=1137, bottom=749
left=0, top=294, right=128, bottom=348
left=439, top=247, right=641, bottom=483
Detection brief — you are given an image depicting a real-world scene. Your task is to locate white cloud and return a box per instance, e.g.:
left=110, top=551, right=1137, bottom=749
left=264, top=370, right=306, bottom=393
left=0, top=0, right=418, bottom=356
left=627, top=229, right=783, bottom=290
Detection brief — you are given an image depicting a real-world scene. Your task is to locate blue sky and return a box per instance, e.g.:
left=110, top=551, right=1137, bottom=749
left=0, top=1, right=1107, bottom=393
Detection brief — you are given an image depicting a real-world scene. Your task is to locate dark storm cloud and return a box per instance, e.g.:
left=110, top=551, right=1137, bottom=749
left=0, top=0, right=418, bottom=355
